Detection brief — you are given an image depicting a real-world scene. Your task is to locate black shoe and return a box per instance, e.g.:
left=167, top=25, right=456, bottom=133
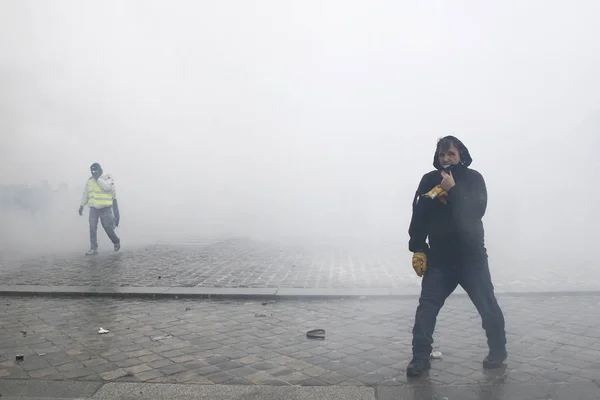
left=406, top=358, right=431, bottom=377
left=483, top=348, right=507, bottom=369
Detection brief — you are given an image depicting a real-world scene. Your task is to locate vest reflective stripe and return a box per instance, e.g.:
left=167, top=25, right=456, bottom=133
left=87, top=179, right=113, bottom=207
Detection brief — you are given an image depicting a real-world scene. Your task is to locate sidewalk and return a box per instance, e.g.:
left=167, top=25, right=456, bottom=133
left=1, top=294, right=600, bottom=397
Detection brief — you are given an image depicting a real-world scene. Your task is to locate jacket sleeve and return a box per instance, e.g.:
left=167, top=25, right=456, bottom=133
left=112, top=198, right=120, bottom=219
left=447, top=170, right=487, bottom=220
left=80, top=181, right=89, bottom=207
left=408, top=175, right=431, bottom=254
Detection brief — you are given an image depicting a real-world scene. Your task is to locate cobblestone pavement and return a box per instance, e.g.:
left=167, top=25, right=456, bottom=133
left=0, top=238, right=599, bottom=292
left=1, top=294, right=600, bottom=387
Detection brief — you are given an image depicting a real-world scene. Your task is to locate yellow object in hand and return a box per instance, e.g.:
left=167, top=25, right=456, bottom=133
left=412, top=252, right=427, bottom=277
left=424, top=185, right=448, bottom=204
left=423, top=185, right=447, bottom=199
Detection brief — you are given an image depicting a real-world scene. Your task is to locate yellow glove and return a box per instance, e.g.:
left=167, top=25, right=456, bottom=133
left=424, top=185, right=448, bottom=204
left=412, top=252, right=427, bottom=277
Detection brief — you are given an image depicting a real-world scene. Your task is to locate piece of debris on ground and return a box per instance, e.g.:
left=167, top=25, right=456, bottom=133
left=151, top=334, right=173, bottom=341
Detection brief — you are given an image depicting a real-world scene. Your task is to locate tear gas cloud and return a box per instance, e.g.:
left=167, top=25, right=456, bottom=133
left=1, top=1, right=599, bottom=273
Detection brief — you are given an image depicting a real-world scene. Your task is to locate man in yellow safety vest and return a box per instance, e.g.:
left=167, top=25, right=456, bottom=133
left=78, top=163, right=121, bottom=255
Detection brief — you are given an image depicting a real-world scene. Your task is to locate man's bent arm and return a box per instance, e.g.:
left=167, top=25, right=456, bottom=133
left=408, top=175, right=431, bottom=253
left=96, top=175, right=114, bottom=192
left=447, top=171, right=487, bottom=220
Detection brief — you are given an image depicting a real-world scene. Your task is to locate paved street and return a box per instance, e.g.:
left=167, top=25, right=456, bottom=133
left=2, top=294, right=600, bottom=390
left=0, top=238, right=598, bottom=293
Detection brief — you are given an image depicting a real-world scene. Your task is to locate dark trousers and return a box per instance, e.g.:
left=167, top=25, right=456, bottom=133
left=411, top=256, right=506, bottom=360
left=89, top=207, right=120, bottom=250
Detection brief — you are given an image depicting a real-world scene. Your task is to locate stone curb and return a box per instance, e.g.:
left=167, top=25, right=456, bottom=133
left=0, top=380, right=376, bottom=400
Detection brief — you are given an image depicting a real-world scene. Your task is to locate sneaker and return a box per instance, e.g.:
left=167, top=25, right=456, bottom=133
left=114, top=242, right=121, bottom=252
left=483, top=348, right=507, bottom=369
left=86, top=249, right=98, bottom=256
left=406, top=358, right=431, bottom=377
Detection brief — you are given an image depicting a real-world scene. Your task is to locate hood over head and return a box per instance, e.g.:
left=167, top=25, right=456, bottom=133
left=433, top=135, right=473, bottom=171
left=90, top=163, right=103, bottom=179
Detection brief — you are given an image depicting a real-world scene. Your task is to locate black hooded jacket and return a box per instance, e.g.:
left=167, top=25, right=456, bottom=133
left=408, top=137, right=487, bottom=261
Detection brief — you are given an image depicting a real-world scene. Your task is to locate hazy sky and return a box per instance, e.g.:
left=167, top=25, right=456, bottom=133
left=1, top=1, right=599, bottom=259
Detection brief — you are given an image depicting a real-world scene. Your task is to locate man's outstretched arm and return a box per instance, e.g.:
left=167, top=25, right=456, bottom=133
left=80, top=182, right=89, bottom=207
left=79, top=181, right=89, bottom=215
left=112, top=198, right=120, bottom=227
left=111, top=181, right=119, bottom=227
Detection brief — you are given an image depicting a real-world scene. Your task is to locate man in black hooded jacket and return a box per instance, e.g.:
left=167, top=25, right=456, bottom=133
left=406, top=136, right=507, bottom=377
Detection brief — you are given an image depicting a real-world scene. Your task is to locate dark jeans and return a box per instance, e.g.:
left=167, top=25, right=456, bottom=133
left=89, top=207, right=120, bottom=250
left=411, top=256, right=506, bottom=360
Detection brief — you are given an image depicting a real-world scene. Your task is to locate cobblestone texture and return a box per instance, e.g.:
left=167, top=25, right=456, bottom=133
left=0, top=238, right=598, bottom=292
left=1, top=295, right=600, bottom=386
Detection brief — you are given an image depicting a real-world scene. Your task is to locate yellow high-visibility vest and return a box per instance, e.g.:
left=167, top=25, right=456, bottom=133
left=87, top=178, right=113, bottom=207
